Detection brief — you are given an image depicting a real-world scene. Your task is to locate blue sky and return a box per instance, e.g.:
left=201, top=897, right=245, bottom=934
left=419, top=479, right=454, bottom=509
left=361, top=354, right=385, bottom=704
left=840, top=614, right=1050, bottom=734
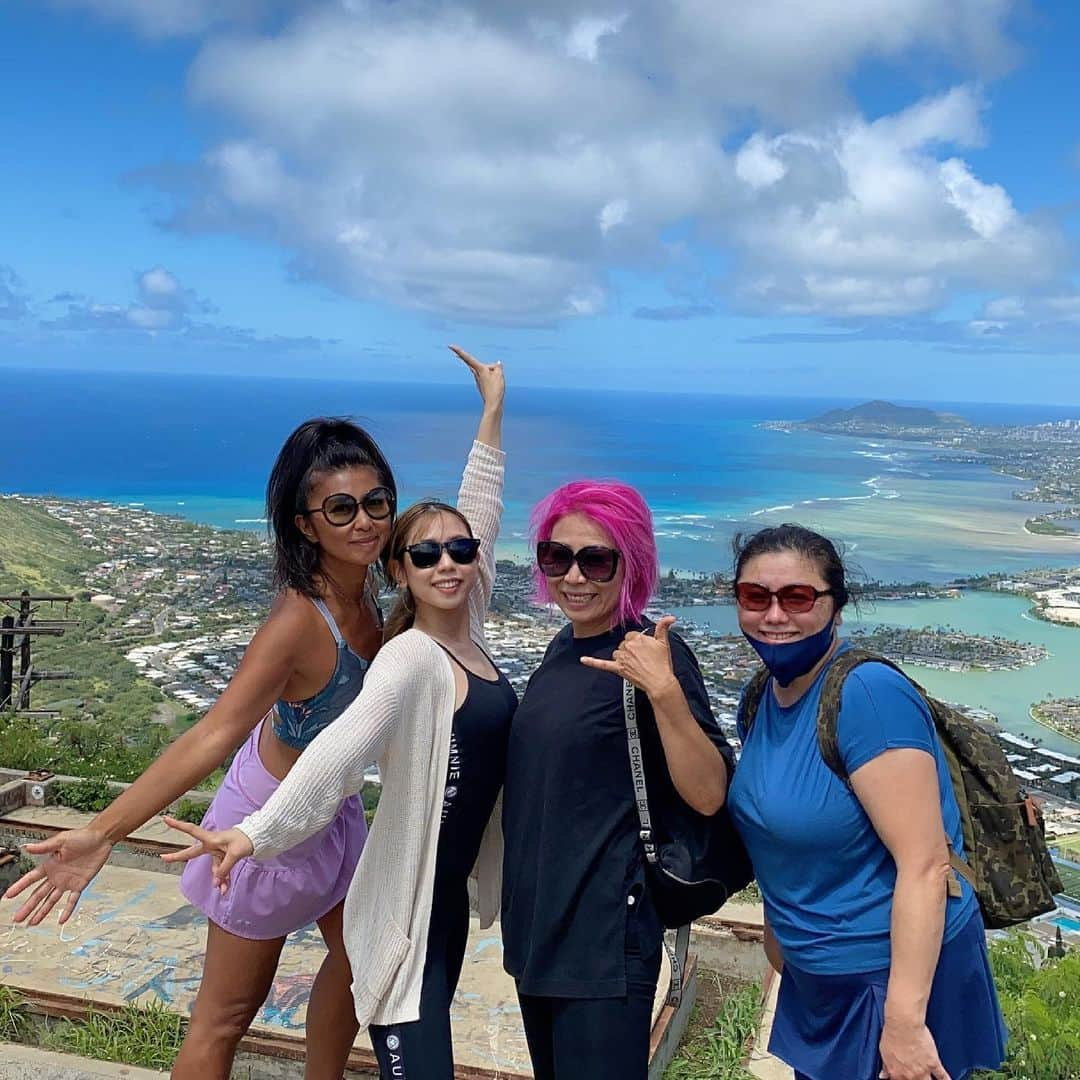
left=2, top=1, right=1079, bottom=402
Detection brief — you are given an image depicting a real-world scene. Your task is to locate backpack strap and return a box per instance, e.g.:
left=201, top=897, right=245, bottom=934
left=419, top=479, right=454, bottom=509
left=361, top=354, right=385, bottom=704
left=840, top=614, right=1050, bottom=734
left=737, top=665, right=773, bottom=736
left=813, top=647, right=907, bottom=782
left=815, top=648, right=973, bottom=897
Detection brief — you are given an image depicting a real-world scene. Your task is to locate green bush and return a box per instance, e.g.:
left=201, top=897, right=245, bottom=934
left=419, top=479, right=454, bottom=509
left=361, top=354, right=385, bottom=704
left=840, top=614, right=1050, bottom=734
left=729, top=881, right=762, bottom=905
left=53, top=776, right=114, bottom=813
left=170, top=798, right=210, bottom=825
left=974, top=932, right=1080, bottom=1079
left=362, top=781, right=381, bottom=825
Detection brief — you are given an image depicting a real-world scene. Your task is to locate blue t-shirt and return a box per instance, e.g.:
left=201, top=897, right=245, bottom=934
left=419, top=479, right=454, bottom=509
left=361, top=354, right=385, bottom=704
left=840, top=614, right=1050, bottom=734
left=727, top=647, right=977, bottom=975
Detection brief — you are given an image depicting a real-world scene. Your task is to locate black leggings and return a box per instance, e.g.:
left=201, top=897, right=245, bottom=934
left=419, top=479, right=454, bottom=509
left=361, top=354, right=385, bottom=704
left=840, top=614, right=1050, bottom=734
left=368, top=890, right=469, bottom=1080
left=516, top=923, right=663, bottom=1080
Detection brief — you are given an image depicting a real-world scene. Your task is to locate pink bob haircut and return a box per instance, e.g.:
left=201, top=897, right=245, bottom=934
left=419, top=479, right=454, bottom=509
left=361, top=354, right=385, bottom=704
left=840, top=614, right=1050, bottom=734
left=529, top=479, right=659, bottom=627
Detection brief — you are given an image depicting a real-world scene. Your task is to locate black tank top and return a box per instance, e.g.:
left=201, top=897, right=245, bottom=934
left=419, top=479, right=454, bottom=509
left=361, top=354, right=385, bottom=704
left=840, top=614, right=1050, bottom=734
left=433, top=644, right=517, bottom=884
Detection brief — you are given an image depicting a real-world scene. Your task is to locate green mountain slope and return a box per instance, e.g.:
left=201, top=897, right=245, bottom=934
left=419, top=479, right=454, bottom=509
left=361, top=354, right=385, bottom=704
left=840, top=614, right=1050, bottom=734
left=808, top=400, right=969, bottom=427
left=0, top=497, right=95, bottom=593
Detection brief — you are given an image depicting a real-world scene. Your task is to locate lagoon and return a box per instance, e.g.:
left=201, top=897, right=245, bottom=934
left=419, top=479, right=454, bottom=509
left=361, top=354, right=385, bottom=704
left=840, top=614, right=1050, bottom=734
left=671, top=591, right=1080, bottom=754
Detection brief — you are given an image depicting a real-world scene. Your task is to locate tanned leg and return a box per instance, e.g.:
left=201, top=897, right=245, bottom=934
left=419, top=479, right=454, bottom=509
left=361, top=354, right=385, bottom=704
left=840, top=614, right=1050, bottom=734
left=305, top=899, right=361, bottom=1079
left=171, top=921, right=286, bottom=1080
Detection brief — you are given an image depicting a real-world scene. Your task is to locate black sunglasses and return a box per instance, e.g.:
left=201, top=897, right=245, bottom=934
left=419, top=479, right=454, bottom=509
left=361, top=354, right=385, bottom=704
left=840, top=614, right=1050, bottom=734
left=398, top=537, right=481, bottom=569
left=734, top=582, right=833, bottom=614
left=301, top=486, right=395, bottom=527
left=536, top=541, right=621, bottom=584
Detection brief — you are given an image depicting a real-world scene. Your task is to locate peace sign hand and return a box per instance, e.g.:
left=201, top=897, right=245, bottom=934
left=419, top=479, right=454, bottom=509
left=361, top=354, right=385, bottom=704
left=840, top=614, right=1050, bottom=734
left=449, top=345, right=504, bottom=414
left=580, top=615, right=681, bottom=700
left=159, top=817, right=255, bottom=894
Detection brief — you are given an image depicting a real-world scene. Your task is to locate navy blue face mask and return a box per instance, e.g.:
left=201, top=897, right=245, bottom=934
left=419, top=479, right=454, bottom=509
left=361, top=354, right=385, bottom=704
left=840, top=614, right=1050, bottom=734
left=743, top=620, right=836, bottom=688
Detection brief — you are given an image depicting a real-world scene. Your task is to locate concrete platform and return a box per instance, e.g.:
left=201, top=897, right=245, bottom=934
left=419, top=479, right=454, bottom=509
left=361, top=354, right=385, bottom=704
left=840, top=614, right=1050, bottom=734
left=0, top=862, right=532, bottom=1076
left=0, top=801, right=692, bottom=1077
left=0, top=1043, right=168, bottom=1079
left=0, top=857, right=682, bottom=1077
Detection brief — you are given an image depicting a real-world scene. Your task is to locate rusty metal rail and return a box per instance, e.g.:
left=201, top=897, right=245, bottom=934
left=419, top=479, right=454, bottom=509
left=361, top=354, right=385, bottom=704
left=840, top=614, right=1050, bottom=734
left=0, top=816, right=187, bottom=857
left=10, top=985, right=531, bottom=1078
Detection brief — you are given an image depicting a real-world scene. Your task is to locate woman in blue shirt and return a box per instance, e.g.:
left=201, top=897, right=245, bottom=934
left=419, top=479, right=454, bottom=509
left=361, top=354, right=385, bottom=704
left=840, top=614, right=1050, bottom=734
left=726, top=524, right=1006, bottom=1080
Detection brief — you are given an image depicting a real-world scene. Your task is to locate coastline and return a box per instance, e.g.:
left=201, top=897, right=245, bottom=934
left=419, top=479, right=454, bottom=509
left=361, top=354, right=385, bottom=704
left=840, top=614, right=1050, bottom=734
left=1032, top=605, right=1080, bottom=629
left=1029, top=704, right=1080, bottom=746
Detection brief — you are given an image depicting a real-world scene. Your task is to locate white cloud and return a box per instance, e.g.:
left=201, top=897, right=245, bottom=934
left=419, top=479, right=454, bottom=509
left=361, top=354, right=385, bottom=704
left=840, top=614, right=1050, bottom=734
left=598, top=198, right=630, bottom=234
left=976, top=291, right=1080, bottom=340
left=93, top=0, right=1058, bottom=326
left=735, top=135, right=787, bottom=190
left=726, top=88, right=1061, bottom=317
left=46, top=268, right=219, bottom=334
left=0, top=266, right=29, bottom=320
left=564, top=13, right=628, bottom=62
left=939, top=158, right=1014, bottom=239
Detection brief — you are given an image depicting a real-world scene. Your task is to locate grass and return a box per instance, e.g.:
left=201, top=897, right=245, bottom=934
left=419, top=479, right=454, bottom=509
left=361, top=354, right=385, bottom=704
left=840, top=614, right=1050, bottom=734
left=0, top=985, right=31, bottom=1043
left=0, top=989, right=185, bottom=1072
left=1055, top=861, right=1080, bottom=901
left=664, top=972, right=763, bottom=1080
left=1053, top=833, right=1080, bottom=859
left=43, top=1001, right=185, bottom=1070
left=0, top=496, right=96, bottom=594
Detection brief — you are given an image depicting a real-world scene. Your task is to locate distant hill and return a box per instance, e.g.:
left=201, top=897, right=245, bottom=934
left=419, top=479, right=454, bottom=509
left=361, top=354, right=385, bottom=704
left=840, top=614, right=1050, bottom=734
left=807, top=400, right=969, bottom=428
left=0, top=496, right=93, bottom=593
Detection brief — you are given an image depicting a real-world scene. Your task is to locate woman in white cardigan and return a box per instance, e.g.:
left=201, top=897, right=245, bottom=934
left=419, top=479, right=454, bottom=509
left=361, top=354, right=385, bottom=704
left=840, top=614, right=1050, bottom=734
left=164, top=350, right=513, bottom=1080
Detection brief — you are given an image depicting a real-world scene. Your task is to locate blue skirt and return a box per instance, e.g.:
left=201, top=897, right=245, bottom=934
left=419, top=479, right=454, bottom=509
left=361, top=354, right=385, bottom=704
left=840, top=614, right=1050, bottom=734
left=771, top=909, right=1007, bottom=1080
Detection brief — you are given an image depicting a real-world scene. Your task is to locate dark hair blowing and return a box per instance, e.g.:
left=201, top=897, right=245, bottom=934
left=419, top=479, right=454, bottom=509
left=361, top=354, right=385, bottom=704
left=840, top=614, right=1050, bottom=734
left=382, top=501, right=475, bottom=641
left=732, top=523, right=851, bottom=611
left=266, top=417, right=397, bottom=598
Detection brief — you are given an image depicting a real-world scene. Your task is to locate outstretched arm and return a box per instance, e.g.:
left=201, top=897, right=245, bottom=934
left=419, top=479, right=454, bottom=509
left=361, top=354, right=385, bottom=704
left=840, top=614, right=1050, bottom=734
left=448, top=346, right=506, bottom=629
left=3, top=599, right=306, bottom=925
left=236, top=662, right=401, bottom=859
left=162, top=658, right=403, bottom=889
left=450, top=344, right=504, bottom=454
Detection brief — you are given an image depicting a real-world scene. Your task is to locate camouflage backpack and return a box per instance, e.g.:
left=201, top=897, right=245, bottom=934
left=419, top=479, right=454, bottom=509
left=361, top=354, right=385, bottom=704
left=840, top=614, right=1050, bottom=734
left=739, top=647, right=1062, bottom=929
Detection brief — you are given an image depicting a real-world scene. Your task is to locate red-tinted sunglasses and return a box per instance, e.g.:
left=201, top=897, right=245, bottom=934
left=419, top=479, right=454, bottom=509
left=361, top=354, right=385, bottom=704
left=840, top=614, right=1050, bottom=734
left=734, top=582, right=833, bottom=614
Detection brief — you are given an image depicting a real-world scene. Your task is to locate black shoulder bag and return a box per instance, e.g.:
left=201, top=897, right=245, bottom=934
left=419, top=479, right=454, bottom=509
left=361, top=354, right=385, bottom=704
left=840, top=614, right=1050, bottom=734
left=622, top=679, right=754, bottom=1005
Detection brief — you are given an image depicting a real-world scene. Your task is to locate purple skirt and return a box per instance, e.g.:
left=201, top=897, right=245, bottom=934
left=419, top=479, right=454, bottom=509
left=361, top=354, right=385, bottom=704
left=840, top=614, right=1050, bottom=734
left=179, top=716, right=367, bottom=940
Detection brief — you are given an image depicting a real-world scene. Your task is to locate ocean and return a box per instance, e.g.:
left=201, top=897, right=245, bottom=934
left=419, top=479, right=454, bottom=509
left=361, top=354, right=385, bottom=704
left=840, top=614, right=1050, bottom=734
left=4, top=367, right=1080, bottom=583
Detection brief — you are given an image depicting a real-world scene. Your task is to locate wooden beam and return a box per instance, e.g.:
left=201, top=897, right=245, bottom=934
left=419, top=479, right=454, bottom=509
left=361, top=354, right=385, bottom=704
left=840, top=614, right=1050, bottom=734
left=0, top=595, right=75, bottom=602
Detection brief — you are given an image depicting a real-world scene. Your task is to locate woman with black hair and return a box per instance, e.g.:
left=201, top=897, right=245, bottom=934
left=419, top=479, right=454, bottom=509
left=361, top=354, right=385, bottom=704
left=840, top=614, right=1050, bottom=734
left=158, top=351, right=510, bottom=1080
left=3, top=347, right=491, bottom=1080
left=726, top=524, right=1006, bottom=1080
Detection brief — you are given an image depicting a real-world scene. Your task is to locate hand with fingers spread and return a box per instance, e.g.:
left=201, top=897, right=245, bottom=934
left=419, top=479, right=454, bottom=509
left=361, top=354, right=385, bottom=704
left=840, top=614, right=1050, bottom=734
left=879, top=1016, right=952, bottom=1080
left=3, top=827, right=113, bottom=926
left=580, top=614, right=681, bottom=700
left=449, top=344, right=505, bottom=414
left=160, top=817, right=254, bottom=894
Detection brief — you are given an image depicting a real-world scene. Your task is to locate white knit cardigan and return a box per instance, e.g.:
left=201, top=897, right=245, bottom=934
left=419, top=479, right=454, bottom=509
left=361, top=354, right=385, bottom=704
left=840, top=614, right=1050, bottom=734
left=237, top=440, right=506, bottom=1029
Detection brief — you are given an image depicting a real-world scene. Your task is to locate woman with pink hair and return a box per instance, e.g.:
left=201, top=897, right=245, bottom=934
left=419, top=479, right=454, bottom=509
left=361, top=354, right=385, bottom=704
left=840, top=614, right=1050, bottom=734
left=501, top=480, right=734, bottom=1080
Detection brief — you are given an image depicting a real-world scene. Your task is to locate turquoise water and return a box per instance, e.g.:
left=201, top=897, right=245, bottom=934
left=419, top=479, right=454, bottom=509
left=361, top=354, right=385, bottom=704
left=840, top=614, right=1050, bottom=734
left=5, top=368, right=1080, bottom=583
left=671, top=591, right=1080, bottom=752
left=1052, top=916, right=1080, bottom=931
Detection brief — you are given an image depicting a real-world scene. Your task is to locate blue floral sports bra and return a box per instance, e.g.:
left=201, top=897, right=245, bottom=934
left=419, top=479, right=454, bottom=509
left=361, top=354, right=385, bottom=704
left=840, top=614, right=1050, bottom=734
left=272, top=596, right=378, bottom=751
